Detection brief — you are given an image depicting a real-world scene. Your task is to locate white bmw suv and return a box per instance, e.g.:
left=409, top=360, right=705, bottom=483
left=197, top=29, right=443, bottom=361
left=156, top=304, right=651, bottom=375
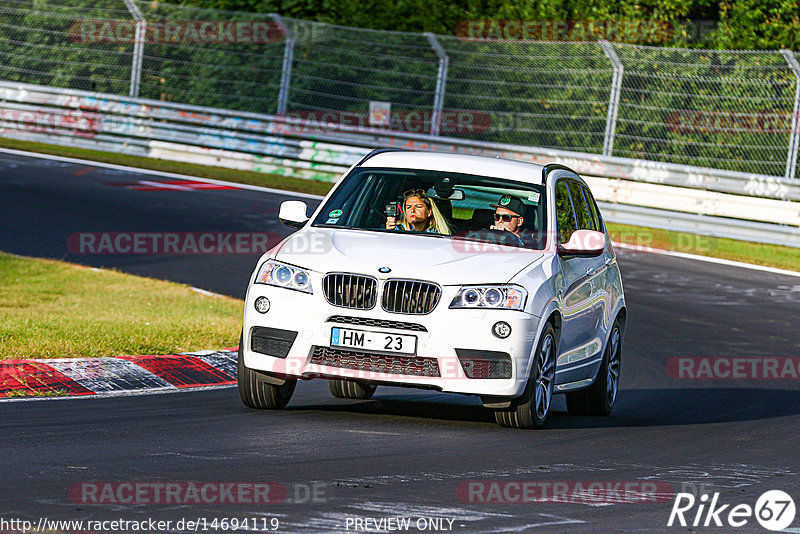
left=239, top=149, right=626, bottom=428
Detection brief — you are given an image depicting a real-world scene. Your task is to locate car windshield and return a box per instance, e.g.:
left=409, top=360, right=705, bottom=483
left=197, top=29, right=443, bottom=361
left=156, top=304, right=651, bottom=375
left=311, top=167, right=547, bottom=250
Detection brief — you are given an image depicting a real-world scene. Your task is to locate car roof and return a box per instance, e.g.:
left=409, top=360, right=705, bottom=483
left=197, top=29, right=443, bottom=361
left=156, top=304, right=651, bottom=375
left=360, top=151, right=545, bottom=184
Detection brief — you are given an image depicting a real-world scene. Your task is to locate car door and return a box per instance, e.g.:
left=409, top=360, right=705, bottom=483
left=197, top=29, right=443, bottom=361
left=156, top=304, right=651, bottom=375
left=569, top=181, right=609, bottom=363
left=581, top=183, right=617, bottom=346
left=554, top=179, right=603, bottom=385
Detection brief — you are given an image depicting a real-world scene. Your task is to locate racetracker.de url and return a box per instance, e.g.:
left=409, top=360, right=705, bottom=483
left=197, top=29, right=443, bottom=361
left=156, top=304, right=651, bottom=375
left=0, top=516, right=280, bottom=533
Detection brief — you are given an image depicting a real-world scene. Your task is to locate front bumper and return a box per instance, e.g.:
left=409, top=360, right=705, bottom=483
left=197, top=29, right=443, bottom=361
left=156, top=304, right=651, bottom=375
left=242, top=283, right=543, bottom=398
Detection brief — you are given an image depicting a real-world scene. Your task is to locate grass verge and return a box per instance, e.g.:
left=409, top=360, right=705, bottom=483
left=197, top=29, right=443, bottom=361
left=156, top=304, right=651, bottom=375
left=607, top=223, right=800, bottom=272
left=0, top=252, right=242, bottom=359
left=1, top=136, right=797, bottom=273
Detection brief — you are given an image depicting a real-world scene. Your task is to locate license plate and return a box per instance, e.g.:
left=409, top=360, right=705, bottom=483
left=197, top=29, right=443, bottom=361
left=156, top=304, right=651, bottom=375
left=330, top=327, right=417, bottom=355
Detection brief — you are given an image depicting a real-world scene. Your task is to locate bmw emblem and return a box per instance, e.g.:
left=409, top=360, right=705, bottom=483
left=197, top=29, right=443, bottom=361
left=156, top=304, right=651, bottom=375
left=378, top=266, right=391, bottom=273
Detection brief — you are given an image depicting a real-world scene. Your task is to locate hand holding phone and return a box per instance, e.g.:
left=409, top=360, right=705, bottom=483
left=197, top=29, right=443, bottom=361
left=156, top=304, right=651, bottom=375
left=385, top=202, right=401, bottom=229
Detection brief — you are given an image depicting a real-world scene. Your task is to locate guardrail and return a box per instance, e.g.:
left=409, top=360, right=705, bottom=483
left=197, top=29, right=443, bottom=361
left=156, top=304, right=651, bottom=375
left=0, top=79, right=798, bottom=247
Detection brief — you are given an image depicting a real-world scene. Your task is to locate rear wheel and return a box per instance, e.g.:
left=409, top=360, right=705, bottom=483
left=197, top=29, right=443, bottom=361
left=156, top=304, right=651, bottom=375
left=237, top=334, right=296, bottom=409
left=566, top=319, right=621, bottom=416
left=328, top=379, right=377, bottom=400
left=494, top=322, right=556, bottom=429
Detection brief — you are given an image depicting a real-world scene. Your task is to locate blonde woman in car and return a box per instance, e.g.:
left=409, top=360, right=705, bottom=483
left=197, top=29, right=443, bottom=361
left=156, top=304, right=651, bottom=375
left=386, top=188, right=452, bottom=235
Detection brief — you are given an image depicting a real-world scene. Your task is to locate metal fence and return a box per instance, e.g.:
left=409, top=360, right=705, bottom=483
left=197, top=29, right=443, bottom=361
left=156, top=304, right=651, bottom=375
left=1, top=0, right=800, bottom=180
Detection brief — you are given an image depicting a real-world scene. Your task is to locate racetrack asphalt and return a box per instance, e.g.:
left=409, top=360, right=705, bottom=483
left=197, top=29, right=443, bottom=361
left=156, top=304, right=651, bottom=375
left=1, top=151, right=799, bottom=533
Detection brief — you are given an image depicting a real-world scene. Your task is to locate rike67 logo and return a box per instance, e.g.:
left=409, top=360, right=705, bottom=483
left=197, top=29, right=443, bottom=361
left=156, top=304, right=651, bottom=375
left=668, top=490, right=796, bottom=531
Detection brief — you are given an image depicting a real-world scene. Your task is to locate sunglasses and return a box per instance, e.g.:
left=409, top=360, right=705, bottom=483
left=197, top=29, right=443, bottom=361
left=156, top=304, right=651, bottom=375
left=494, top=213, right=521, bottom=222
left=403, top=188, right=428, bottom=198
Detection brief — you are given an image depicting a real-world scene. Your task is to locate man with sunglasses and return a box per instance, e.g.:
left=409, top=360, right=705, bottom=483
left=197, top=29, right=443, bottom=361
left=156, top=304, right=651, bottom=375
left=489, top=194, right=526, bottom=236
left=486, top=194, right=541, bottom=248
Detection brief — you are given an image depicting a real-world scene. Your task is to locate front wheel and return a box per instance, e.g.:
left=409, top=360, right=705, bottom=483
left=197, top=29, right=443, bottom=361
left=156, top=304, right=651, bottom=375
left=494, top=322, right=556, bottom=429
left=566, top=319, right=621, bottom=416
left=237, top=334, right=296, bottom=409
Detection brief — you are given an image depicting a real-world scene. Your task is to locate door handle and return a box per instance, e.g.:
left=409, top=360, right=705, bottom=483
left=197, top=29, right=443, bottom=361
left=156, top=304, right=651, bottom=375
left=588, top=259, right=611, bottom=277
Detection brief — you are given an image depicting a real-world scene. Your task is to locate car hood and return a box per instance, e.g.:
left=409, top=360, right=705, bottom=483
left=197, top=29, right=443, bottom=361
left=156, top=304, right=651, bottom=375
left=274, top=228, right=544, bottom=285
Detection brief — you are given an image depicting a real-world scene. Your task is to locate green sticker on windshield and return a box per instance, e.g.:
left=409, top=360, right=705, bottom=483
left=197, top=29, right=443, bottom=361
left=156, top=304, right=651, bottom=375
left=328, top=209, right=343, bottom=218
left=528, top=192, right=540, bottom=203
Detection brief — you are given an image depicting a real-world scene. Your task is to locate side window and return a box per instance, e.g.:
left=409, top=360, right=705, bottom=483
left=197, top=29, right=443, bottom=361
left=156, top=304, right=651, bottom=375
left=582, top=185, right=603, bottom=232
left=555, top=180, right=577, bottom=244
left=568, top=181, right=592, bottom=231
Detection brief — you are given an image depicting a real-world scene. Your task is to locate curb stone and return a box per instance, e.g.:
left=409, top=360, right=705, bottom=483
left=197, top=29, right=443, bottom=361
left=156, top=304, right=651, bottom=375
left=0, top=349, right=238, bottom=398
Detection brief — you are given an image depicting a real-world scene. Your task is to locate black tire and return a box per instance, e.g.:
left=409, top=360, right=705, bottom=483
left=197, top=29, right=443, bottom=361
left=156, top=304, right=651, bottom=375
left=328, top=379, right=377, bottom=400
left=566, top=319, right=622, bottom=416
left=494, top=322, right=556, bottom=429
left=237, top=333, right=296, bottom=409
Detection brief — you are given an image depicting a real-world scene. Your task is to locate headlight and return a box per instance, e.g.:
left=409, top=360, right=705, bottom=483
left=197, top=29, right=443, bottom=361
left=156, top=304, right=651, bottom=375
left=255, top=260, right=313, bottom=294
left=449, top=285, right=527, bottom=310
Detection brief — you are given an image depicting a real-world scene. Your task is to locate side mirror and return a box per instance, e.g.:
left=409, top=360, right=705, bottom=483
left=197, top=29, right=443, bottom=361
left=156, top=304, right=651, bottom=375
left=278, top=200, right=309, bottom=229
left=558, top=229, right=606, bottom=257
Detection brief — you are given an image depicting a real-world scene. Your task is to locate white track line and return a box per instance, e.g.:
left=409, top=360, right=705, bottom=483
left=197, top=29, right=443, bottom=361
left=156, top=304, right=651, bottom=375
left=0, top=146, right=324, bottom=200
left=1, top=146, right=797, bottom=278
left=190, top=286, right=230, bottom=298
